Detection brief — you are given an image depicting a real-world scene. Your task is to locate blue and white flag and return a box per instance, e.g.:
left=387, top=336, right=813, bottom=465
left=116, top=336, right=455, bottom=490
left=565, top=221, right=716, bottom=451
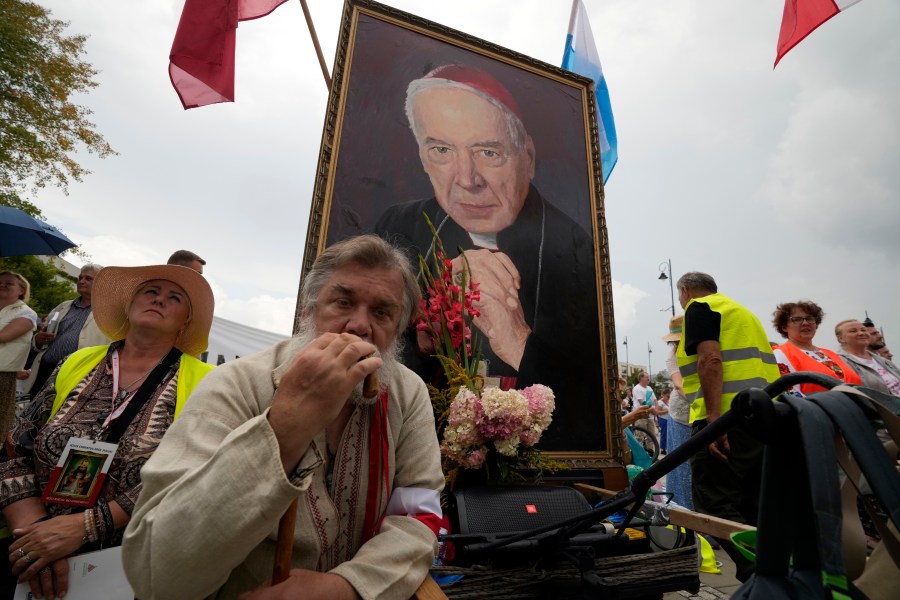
left=561, top=0, right=618, bottom=184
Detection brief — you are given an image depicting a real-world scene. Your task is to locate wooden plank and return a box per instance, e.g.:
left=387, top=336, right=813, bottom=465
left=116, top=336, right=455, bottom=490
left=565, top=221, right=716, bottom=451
left=413, top=575, right=448, bottom=600
left=602, top=465, right=628, bottom=491
left=574, top=483, right=755, bottom=539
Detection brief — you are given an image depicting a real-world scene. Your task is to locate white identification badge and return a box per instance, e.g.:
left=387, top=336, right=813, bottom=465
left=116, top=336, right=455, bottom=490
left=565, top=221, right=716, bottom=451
left=41, top=437, right=117, bottom=508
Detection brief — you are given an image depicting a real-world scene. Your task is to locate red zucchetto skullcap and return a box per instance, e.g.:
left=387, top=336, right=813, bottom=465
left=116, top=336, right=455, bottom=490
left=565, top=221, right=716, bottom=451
left=420, top=64, right=522, bottom=121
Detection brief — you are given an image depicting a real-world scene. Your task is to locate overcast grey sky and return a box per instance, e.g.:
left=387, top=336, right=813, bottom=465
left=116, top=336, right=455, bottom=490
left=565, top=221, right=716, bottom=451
left=34, top=0, right=900, bottom=373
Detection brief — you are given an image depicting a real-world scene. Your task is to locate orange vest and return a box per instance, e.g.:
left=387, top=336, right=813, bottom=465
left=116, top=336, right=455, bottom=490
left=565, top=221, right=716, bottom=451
left=774, top=342, right=861, bottom=394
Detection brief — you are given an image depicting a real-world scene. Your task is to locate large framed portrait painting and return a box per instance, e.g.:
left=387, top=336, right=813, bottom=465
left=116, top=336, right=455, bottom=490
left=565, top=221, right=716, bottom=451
left=301, top=0, right=620, bottom=470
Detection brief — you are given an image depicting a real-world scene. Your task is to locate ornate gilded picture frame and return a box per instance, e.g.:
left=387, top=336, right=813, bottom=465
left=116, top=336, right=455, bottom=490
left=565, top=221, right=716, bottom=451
left=300, top=0, right=621, bottom=470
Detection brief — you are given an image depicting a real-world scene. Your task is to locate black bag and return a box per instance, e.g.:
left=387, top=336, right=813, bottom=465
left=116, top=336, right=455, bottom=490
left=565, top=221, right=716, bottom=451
left=731, top=391, right=886, bottom=600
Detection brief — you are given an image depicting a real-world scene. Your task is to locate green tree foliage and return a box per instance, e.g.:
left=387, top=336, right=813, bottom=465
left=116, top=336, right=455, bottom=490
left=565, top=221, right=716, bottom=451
left=0, top=0, right=115, bottom=215
left=652, top=370, right=672, bottom=395
left=0, top=255, right=75, bottom=316
left=624, top=370, right=639, bottom=389
left=625, top=368, right=673, bottom=396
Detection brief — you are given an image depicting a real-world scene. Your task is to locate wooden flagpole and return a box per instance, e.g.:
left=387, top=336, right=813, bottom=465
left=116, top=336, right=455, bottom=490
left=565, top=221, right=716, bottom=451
left=299, top=0, right=332, bottom=89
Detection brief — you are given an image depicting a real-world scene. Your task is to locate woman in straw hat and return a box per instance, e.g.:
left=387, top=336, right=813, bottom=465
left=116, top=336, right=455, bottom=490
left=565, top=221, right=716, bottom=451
left=0, top=265, right=214, bottom=599
left=662, top=315, right=692, bottom=509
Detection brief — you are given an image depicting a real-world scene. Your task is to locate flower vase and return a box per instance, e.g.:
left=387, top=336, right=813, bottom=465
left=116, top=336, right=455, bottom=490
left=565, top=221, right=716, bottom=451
left=484, top=450, right=520, bottom=485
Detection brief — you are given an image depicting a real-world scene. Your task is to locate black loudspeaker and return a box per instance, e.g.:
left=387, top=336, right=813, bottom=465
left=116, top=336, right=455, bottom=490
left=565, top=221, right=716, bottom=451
left=455, top=485, right=593, bottom=534
left=450, top=485, right=632, bottom=566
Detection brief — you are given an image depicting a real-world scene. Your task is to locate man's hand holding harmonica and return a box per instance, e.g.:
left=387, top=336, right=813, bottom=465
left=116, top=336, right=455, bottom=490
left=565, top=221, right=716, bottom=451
left=268, top=333, right=382, bottom=474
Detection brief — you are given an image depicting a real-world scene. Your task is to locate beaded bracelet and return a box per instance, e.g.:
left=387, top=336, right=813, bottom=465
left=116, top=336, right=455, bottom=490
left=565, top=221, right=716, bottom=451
left=83, top=509, right=99, bottom=544
left=89, top=509, right=99, bottom=543
left=92, top=506, right=101, bottom=541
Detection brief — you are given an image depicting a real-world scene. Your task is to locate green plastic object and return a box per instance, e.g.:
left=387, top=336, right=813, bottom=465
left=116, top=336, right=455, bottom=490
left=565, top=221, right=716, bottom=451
left=731, top=529, right=758, bottom=562
left=626, top=464, right=643, bottom=480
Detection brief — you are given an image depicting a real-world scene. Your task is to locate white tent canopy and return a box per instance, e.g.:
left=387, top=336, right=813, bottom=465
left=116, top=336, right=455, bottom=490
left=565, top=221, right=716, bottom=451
left=203, top=315, right=289, bottom=364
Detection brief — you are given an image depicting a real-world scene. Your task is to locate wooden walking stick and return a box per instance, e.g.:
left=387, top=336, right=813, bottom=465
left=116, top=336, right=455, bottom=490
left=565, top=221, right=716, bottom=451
left=272, top=498, right=298, bottom=584
left=271, top=371, right=380, bottom=584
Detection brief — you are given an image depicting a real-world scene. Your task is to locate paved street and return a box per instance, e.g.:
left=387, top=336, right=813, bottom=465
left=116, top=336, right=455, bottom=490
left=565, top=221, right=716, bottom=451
left=664, top=546, right=742, bottom=599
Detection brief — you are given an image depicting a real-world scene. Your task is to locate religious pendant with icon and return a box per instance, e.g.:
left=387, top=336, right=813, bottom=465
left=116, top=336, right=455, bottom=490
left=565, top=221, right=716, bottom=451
left=42, top=437, right=118, bottom=507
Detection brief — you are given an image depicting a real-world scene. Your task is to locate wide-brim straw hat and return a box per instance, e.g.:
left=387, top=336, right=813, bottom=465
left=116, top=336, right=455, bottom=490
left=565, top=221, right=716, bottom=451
left=662, top=315, right=683, bottom=342
left=92, top=265, right=214, bottom=356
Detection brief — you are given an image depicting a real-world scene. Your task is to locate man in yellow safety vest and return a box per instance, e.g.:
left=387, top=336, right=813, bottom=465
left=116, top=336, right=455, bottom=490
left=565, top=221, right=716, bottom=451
left=675, top=271, right=779, bottom=580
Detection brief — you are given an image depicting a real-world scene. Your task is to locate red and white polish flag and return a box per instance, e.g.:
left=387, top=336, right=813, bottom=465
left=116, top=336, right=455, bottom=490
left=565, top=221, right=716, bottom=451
left=169, top=0, right=288, bottom=109
left=775, top=0, right=863, bottom=67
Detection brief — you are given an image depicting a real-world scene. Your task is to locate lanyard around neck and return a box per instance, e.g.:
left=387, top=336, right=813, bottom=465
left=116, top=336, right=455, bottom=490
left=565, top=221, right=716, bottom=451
left=106, top=350, right=135, bottom=429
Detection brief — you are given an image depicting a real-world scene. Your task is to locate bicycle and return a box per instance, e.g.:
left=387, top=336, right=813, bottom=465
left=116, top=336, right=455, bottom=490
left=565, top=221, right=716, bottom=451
left=629, top=422, right=660, bottom=462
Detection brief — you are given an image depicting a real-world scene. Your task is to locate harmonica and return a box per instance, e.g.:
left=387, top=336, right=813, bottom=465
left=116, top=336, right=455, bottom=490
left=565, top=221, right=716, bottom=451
left=363, top=372, right=379, bottom=398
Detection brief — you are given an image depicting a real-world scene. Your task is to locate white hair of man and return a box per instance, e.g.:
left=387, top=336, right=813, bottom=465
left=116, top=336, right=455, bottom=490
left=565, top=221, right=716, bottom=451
left=405, top=70, right=529, bottom=154
left=80, top=263, right=104, bottom=274
left=297, top=235, right=416, bottom=405
left=299, top=235, right=421, bottom=328
left=676, top=271, right=718, bottom=295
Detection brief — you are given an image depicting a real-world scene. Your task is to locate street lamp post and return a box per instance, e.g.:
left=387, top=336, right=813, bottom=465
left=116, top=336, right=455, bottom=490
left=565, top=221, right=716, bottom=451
left=648, top=343, right=653, bottom=379
left=658, top=259, right=675, bottom=316
left=863, top=311, right=887, bottom=344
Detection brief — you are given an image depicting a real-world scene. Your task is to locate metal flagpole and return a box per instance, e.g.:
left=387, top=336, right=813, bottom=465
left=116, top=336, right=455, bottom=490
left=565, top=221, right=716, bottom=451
left=658, top=259, right=675, bottom=316
left=299, top=0, right=332, bottom=89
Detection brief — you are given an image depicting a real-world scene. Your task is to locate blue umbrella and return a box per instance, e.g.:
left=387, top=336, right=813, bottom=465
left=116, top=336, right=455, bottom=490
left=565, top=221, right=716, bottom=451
left=0, top=206, right=78, bottom=257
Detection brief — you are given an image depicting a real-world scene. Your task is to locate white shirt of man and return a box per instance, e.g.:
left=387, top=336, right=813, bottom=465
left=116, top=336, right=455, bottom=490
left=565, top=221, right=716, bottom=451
left=632, top=382, right=656, bottom=408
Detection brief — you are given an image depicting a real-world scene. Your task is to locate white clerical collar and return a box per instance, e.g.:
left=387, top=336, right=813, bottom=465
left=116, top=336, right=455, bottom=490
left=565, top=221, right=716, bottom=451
left=468, top=232, right=498, bottom=250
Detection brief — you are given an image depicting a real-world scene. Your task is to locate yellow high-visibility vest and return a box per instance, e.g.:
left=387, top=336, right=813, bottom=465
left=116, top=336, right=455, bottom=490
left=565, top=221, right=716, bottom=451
left=676, top=294, right=778, bottom=423
left=0, top=347, right=215, bottom=541
left=50, top=345, right=214, bottom=422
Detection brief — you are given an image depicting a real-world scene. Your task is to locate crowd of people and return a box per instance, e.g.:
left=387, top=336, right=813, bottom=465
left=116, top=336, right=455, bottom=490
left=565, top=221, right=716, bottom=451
left=2, top=244, right=897, bottom=599
left=618, top=273, right=897, bottom=583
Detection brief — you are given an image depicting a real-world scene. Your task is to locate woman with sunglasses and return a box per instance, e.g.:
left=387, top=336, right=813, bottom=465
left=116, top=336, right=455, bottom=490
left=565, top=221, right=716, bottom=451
left=771, top=300, right=860, bottom=396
